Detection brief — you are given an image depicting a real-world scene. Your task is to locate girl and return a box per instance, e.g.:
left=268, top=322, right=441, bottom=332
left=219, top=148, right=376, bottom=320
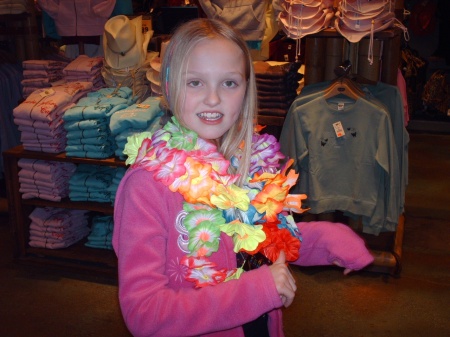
left=113, top=18, right=374, bottom=337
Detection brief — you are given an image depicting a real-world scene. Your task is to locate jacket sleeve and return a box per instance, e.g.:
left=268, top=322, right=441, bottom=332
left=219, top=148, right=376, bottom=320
left=293, top=221, right=374, bottom=271
left=113, top=168, right=282, bottom=337
left=198, top=0, right=221, bottom=18
left=91, top=0, right=116, bottom=18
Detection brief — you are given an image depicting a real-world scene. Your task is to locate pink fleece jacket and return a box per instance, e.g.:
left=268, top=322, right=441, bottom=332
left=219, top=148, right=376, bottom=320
left=38, top=0, right=116, bottom=36
left=113, top=167, right=374, bottom=337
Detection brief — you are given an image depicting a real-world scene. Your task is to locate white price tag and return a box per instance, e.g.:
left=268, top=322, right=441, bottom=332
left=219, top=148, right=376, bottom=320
left=40, top=88, right=55, bottom=97
left=333, top=121, right=345, bottom=138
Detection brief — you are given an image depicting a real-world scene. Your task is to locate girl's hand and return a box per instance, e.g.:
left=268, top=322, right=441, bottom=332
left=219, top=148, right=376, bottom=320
left=269, top=250, right=297, bottom=308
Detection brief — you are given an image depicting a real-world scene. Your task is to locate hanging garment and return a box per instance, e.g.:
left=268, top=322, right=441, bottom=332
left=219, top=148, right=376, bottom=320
left=37, top=0, right=116, bottom=36
left=280, top=80, right=407, bottom=235
left=0, top=61, right=22, bottom=177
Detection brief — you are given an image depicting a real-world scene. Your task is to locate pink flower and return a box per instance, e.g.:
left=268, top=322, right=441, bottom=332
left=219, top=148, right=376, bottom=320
left=153, top=148, right=188, bottom=186
left=250, top=133, right=285, bottom=174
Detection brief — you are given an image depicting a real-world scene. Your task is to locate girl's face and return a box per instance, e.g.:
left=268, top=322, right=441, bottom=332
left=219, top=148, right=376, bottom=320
left=179, top=37, right=247, bottom=143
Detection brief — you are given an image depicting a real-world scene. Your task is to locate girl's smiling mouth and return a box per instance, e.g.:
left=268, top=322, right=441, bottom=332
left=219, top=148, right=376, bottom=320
left=197, top=112, right=223, bottom=121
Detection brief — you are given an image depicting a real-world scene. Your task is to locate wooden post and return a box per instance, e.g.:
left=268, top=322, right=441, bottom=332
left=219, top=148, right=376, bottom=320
left=357, top=38, right=383, bottom=83
left=324, top=37, right=345, bottom=81
left=304, top=37, right=326, bottom=85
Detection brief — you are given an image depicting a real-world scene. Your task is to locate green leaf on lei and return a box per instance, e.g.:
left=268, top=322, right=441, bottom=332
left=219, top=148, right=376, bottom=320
left=164, top=117, right=197, bottom=151
left=225, top=267, right=244, bottom=281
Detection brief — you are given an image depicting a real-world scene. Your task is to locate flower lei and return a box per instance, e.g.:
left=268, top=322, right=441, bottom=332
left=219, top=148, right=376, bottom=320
left=123, top=117, right=308, bottom=288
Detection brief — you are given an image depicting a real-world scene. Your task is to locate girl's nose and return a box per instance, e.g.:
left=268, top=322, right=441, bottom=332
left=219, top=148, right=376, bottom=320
left=204, top=87, right=220, bottom=106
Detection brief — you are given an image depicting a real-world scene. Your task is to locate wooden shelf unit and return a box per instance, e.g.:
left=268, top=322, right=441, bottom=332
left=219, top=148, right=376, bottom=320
left=3, top=145, right=125, bottom=278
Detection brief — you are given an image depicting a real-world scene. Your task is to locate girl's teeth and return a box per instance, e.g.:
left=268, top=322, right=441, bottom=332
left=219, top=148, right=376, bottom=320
left=198, top=112, right=222, bottom=120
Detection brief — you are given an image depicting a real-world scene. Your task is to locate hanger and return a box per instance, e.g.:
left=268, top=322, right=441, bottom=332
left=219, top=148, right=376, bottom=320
left=323, top=60, right=365, bottom=100
left=323, top=77, right=363, bottom=100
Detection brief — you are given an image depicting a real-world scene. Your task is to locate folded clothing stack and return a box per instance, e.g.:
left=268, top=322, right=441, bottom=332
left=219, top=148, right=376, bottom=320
left=109, top=96, right=163, bottom=159
left=68, top=164, right=118, bottom=204
left=18, top=158, right=76, bottom=202
left=107, top=167, right=127, bottom=203
left=28, top=206, right=90, bottom=249
left=85, top=214, right=114, bottom=250
left=63, top=87, right=135, bottom=159
left=254, top=61, right=302, bottom=117
left=21, top=60, right=68, bottom=98
left=13, top=81, right=94, bottom=153
left=63, top=55, right=106, bottom=91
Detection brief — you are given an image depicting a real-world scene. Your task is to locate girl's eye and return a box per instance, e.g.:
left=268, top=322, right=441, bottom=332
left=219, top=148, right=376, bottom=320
left=223, top=80, right=237, bottom=88
left=188, top=80, right=201, bottom=87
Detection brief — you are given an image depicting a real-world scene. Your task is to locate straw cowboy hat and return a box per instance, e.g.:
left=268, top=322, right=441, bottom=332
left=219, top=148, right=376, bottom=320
left=103, top=15, right=152, bottom=70
left=276, top=0, right=335, bottom=40
left=147, top=39, right=170, bottom=94
left=334, top=10, right=395, bottom=43
left=282, top=2, right=326, bottom=20
left=149, top=39, right=170, bottom=74
left=339, top=4, right=387, bottom=20
left=340, top=0, right=390, bottom=13
left=279, top=8, right=334, bottom=39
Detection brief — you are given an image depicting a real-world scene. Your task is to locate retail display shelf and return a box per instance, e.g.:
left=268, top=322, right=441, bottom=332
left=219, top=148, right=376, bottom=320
left=3, top=145, right=120, bottom=277
left=21, top=199, right=114, bottom=214
left=4, top=145, right=127, bottom=167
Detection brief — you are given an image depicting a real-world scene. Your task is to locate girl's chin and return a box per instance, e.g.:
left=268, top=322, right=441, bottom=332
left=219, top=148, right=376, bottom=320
left=196, top=131, right=224, bottom=143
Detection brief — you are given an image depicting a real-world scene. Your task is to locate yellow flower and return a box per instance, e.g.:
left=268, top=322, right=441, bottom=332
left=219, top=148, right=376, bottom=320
left=225, top=267, right=244, bottom=281
left=220, top=220, right=266, bottom=253
left=211, top=184, right=250, bottom=211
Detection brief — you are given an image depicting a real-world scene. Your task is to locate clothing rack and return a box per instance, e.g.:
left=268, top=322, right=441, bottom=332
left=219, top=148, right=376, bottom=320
left=282, top=52, right=407, bottom=276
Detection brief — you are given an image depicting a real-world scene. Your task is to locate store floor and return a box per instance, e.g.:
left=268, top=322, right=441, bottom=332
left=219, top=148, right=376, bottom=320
left=1, top=132, right=449, bottom=337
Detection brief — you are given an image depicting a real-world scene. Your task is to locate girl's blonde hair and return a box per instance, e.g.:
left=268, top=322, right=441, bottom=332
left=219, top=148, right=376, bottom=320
left=160, top=18, right=257, bottom=187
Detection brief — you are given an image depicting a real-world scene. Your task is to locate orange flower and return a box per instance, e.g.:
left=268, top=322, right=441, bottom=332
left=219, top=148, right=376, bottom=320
left=283, top=168, right=299, bottom=190
left=250, top=171, right=286, bottom=187
left=252, top=184, right=289, bottom=222
left=252, top=198, right=284, bottom=223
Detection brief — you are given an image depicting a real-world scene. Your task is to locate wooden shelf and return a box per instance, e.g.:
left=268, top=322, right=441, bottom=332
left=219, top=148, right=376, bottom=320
left=3, top=145, right=121, bottom=278
left=4, top=145, right=127, bottom=167
left=25, top=241, right=118, bottom=275
left=22, top=198, right=114, bottom=214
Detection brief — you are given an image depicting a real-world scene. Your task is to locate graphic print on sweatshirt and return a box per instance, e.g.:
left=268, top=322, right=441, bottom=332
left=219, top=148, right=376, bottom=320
left=167, top=210, right=190, bottom=284
left=319, top=126, right=358, bottom=149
